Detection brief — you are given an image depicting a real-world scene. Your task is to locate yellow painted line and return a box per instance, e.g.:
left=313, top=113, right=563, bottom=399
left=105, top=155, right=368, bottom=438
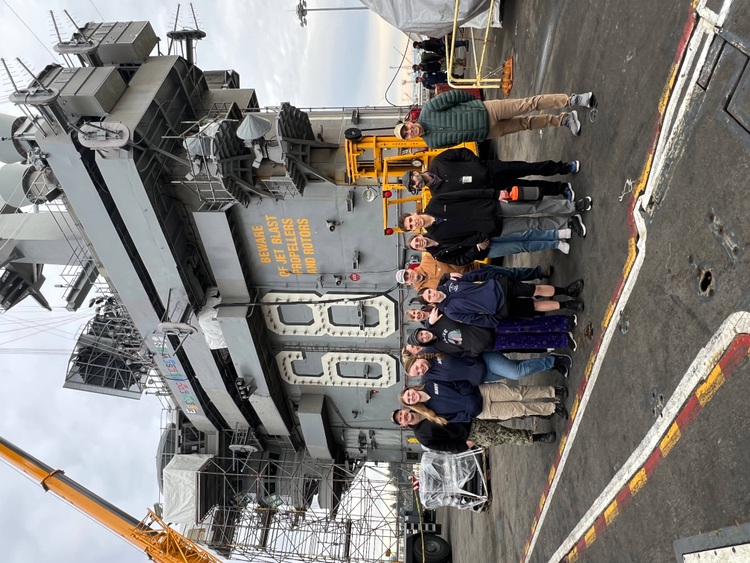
left=584, top=526, right=597, bottom=548
left=629, top=468, right=648, bottom=496
left=659, top=422, right=682, bottom=457
left=696, top=366, right=726, bottom=406
left=604, top=501, right=619, bottom=526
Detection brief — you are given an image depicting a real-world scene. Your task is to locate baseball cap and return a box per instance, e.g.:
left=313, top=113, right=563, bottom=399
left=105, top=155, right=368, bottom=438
left=394, top=123, right=406, bottom=139
left=395, top=269, right=408, bottom=284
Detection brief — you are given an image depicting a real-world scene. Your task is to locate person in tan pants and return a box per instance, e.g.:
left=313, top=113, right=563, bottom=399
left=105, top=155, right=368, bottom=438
left=399, top=380, right=569, bottom=426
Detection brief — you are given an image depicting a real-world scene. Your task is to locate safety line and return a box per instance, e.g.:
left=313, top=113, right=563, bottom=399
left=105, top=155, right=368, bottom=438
left=558, top=318, right=750, bottom=562
left=519, top=0, right=718, bottom=560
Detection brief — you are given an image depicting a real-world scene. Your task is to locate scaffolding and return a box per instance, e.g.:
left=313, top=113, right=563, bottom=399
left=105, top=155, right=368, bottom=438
left=186, top=455, right=413, bottom=563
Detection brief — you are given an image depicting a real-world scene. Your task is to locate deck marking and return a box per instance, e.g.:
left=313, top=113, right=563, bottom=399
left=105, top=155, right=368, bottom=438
left=519, top=1, right=737, bottom=561
left=553, top=327, right=750, bottom=561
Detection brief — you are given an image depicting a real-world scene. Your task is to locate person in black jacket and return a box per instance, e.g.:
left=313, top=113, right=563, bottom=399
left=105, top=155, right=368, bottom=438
left=407, top=312, right=575, bottom=355
left=400, top=147, right=581, bottom=201
left=390, top=408, right=556, bottom=452
left=398, top=189, right=589, bottom=243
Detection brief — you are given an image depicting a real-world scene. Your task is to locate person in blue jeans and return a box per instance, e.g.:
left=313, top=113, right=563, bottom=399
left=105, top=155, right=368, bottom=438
left=408, top=228, right=572, bottom=265
left=402, top=351, right=571, bottom=382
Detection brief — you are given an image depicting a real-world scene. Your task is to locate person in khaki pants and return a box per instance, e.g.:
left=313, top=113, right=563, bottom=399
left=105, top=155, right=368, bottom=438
left=399, top=379, right=570, bottom=425
left=393, top=89, right=597, bottom=148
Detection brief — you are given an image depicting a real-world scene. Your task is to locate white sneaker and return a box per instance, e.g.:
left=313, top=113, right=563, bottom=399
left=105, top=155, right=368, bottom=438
left=557, top=241, right=570, bottom=254
left=563, top=111, right=581, bottom=136
left=558, top=227, right=572, bottom=239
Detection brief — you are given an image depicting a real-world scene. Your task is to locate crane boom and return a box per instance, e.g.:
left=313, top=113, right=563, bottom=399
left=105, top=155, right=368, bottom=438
left=0, top=436, right=222, bottom=563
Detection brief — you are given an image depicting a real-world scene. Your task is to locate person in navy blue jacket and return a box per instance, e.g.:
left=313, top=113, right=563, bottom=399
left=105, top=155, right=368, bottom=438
left=402, top=350, right=571, bottom=382
left=419, top=268, right=584, bottom=323
left=399, top=379, right=568, bottom=423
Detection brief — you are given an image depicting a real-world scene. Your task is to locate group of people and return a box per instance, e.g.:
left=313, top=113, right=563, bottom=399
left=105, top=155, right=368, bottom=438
left=388, top=88, right=598, bottom=455
left=412, top=36, right=469, bottom=90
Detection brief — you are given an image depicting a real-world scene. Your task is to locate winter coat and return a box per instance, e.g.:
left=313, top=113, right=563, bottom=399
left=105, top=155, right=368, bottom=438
left=417, top=90, right=489, bottom=149
left=424, top=189, right=502, bottom=242
left=425, top=148, right=493, bottom=195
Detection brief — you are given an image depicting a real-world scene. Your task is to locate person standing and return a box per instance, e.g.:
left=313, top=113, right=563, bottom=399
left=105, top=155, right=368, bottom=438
left=394, top=89, right=597, bottom=147
left=390, top=408, right=556, bottom=452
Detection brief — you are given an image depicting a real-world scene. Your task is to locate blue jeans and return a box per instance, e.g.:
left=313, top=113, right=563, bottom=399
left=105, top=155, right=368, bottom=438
left=479, top=264, right=541, bottom=281
left=481, top=352, right=554, bottom=381
left=487, top=230, right=559, bottom=258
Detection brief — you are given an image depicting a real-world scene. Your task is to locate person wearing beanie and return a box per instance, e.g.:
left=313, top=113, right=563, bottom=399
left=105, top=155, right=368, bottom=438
left=399, top=148, right=582, bottom=202
left=393, top=89, right=597, bottom=148
left=390, top=408, right=556, bottom=452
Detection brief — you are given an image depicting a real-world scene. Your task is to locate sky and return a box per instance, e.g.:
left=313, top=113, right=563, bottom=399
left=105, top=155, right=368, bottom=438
left=0, top=1, right=408, bottom=562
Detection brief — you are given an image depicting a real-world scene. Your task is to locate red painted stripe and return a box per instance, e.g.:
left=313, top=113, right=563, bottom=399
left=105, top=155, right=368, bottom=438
left=676, top=395, right=702, bottom=430
left=615, top=487, right=633, bottom=508
left=593, top=514, right=608, bottom=537
left=643, top=449, right=663, bottom=478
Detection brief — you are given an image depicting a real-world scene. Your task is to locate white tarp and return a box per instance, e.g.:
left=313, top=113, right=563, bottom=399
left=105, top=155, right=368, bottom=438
left=162, top=454, right=213, bottom=523
left=359, top=0, right=497, bottom=37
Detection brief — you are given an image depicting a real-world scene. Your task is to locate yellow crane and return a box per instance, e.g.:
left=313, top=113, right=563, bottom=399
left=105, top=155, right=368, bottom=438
left=0, top=436, right=221, bottom=563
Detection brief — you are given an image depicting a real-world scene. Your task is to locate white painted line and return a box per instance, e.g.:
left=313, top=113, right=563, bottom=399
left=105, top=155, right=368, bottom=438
left=547, top=312, right=750, bottom=563
left=523, top=1, right=738, bottom=560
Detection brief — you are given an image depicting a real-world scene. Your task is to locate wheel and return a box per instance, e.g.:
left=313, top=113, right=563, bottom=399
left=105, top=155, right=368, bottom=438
left=344, top=128, right=363, bottom=141
left=411, top=158, right=423, bottom=167
left=413, top=534, right=451, bottom=563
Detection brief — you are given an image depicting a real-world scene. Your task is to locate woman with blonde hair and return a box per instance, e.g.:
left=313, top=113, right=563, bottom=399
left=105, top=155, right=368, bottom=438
left=399, top=380, right=568, bottom=424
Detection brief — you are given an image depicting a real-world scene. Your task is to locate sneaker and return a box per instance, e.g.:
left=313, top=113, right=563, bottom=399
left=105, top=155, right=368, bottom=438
left=555, top=402, right=570, bottom=419
left=569, top=92, right=596, bottom=108
left=566, top=160, right=580, bottom=174
left=558, top=227, right=572, bottom=240
left=554, top=385, right=569, bottom=400
left=565, top=279, right=585, bottom=298
left=563, top=183, right=575, bottom=202
left=563, top=110, right=581, bottom=135
left=551, top=353, right=572, bottom=378
left=569, top=214, right=587, bottom=238
left=575, top=196, right=593, bottom=212
left=567, top=332, right=578, bottom=352
left=557, top=241, right=570, bottom=254
left=539, top=265, right=554, bottom=279
left=565, top=300, right=585, bottom=313
left=532, top=431, right=556, bottom=444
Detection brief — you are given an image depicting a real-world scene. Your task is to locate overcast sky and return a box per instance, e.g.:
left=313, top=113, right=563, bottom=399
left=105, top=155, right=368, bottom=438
left=0, top=1, right=407, bottom=562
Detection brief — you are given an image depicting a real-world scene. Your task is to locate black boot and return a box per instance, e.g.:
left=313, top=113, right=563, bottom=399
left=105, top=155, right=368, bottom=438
left=562, top=300, right=584, bottom=312
left=554, top=385, right=569, bottom=400
left=555, top=402, right=569, bottom=420
left=532, top=431, right=556, bottom=443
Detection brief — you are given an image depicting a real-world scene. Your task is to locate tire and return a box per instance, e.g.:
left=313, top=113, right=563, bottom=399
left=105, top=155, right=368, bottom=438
left=344, top=128, right=363, bottom=141
left=413, top=534, right=451, bottom=563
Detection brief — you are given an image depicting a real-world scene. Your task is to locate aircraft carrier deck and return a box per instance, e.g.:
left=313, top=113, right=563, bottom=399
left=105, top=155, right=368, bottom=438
left=439, top=1, right=750, bottom=562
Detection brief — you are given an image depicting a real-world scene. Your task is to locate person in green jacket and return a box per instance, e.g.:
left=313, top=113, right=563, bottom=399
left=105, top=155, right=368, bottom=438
left=394, top=90, right=596, bottom=148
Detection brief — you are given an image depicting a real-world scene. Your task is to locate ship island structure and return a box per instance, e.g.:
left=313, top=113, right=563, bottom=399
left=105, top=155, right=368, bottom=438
left=0, top=16, right=452, bottom=563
